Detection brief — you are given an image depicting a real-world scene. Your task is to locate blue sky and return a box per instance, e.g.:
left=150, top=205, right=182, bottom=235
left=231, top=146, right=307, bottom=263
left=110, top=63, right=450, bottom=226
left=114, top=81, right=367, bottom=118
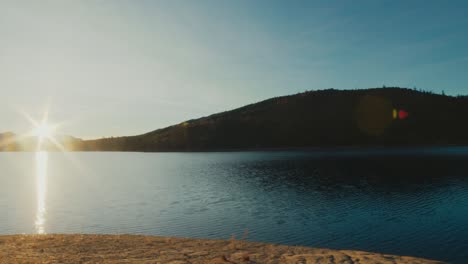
left=1, top=0, right=468, bottom=138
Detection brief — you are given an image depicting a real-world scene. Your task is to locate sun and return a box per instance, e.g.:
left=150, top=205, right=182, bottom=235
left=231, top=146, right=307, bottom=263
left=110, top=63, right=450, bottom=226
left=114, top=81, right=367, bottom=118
left=19, top=107, right=65, bottom=152
left=33, top=123, right=54, bottom=139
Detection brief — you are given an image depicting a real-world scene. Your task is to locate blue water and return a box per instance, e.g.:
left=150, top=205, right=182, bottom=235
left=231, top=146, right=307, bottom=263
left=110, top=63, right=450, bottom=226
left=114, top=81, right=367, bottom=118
left=0, top=148, right=467, bottom=263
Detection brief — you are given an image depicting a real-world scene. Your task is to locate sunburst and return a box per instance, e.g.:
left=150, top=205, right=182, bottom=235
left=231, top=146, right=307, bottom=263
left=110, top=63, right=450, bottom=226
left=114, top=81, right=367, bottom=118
left=19, top=106, right=63, bottom=151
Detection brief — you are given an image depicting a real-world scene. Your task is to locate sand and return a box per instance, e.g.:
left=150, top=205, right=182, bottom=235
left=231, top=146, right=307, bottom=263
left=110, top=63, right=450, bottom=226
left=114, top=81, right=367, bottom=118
left=0, top=234, right=445, bottom=264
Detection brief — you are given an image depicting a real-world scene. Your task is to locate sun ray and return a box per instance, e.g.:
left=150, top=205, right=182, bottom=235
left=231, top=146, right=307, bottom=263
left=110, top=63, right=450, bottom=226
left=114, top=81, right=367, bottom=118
left=12, top=104, right=86, bottom=171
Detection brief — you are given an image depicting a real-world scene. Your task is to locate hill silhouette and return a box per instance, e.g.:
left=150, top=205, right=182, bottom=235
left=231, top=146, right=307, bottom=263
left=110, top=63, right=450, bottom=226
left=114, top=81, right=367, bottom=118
left=72, top=87, right=468, bottom=151
left=2, top=87, right=468, bottom=152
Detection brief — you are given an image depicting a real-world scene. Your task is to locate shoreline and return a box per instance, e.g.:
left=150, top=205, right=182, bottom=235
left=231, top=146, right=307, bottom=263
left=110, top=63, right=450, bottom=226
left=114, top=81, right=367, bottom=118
left=2, top=144, right=468, bottom=154
left=0, top=234, right=444, bottom=263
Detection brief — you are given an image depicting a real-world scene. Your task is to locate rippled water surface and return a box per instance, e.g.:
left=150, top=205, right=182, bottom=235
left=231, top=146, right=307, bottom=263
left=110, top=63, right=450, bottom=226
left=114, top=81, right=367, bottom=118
left=1, top=149, right=467, bottom=263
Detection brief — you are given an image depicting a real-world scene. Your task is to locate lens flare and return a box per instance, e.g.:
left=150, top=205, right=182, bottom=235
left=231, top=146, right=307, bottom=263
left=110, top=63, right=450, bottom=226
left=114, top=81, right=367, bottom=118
left=399, top=110, right=409, bottom=119
left=393, top=109, right=409, bottom=120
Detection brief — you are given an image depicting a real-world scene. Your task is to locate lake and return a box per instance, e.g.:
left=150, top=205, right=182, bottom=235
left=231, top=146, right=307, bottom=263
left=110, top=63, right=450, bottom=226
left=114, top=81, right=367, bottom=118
left=1, top=148, right=467, bottom=263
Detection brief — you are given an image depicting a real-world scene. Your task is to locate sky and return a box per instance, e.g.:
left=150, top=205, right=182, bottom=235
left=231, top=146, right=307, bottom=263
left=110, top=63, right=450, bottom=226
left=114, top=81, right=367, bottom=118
left=1, top=0, right=468, bottom=138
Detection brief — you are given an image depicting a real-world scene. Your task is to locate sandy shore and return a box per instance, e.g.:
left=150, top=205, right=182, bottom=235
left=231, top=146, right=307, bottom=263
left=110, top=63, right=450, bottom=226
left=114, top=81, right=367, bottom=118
left=0, top=234, right=444, bottom=264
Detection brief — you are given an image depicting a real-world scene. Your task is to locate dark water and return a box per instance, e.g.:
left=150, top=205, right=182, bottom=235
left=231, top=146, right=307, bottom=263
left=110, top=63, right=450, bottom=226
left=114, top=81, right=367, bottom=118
left=1, top=148, right=467, bottom=263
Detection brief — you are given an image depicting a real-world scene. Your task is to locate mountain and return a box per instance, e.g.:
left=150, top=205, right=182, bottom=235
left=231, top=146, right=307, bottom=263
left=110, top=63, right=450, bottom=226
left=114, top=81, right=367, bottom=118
left=0, top=132, right=83, bottom=152
left=3, top=87, right=468, bottom=152
left=74, top=87, right=468, bottom=151
left=0, top=132, right=18, bottom=151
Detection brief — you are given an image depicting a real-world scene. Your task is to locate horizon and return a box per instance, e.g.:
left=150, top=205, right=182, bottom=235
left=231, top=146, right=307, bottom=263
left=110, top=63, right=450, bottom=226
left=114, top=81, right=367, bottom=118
left=2, top=1, right=468, bottom=138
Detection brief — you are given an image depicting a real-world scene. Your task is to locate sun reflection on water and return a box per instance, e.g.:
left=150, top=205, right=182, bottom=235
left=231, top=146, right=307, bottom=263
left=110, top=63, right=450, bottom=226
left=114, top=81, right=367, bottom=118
left=35, top=151, right=48, bottom=234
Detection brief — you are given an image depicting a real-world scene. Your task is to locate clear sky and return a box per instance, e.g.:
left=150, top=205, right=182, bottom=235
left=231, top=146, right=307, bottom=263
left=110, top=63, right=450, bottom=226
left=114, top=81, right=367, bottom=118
left=1, top=0, right=468, bottom=138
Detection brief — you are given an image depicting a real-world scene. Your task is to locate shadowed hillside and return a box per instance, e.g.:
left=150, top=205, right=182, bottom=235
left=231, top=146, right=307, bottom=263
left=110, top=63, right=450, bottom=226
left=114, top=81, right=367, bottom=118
left=74, top=87, right=468, bottom=151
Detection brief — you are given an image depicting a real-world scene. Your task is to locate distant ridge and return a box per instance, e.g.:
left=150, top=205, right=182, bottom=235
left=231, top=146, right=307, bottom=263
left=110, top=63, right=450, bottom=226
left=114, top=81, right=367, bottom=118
left=2, top=87, right=468, bottom=152
left=0, top=132, right=82, bottom=152
left=73, top=87, right=468, bottom=151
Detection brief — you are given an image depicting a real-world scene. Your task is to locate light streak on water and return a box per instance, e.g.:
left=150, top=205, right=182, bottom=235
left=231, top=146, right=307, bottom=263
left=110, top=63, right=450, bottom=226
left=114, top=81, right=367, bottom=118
left=35, top=151, right=48, bottom=234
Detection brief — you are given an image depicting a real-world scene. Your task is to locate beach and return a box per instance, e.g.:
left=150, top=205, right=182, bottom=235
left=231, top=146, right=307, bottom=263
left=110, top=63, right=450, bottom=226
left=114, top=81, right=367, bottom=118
left=0, top=234, right=444, bottom=263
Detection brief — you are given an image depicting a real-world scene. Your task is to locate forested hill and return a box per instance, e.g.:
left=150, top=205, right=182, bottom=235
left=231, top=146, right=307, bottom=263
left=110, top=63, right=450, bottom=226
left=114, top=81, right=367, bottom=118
left=75, top=87, right=468, bottom=151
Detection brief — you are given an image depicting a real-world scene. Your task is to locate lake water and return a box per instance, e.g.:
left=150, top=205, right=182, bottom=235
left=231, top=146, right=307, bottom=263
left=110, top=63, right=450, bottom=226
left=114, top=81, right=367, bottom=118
left=1, top=148, right=467, bottom=263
